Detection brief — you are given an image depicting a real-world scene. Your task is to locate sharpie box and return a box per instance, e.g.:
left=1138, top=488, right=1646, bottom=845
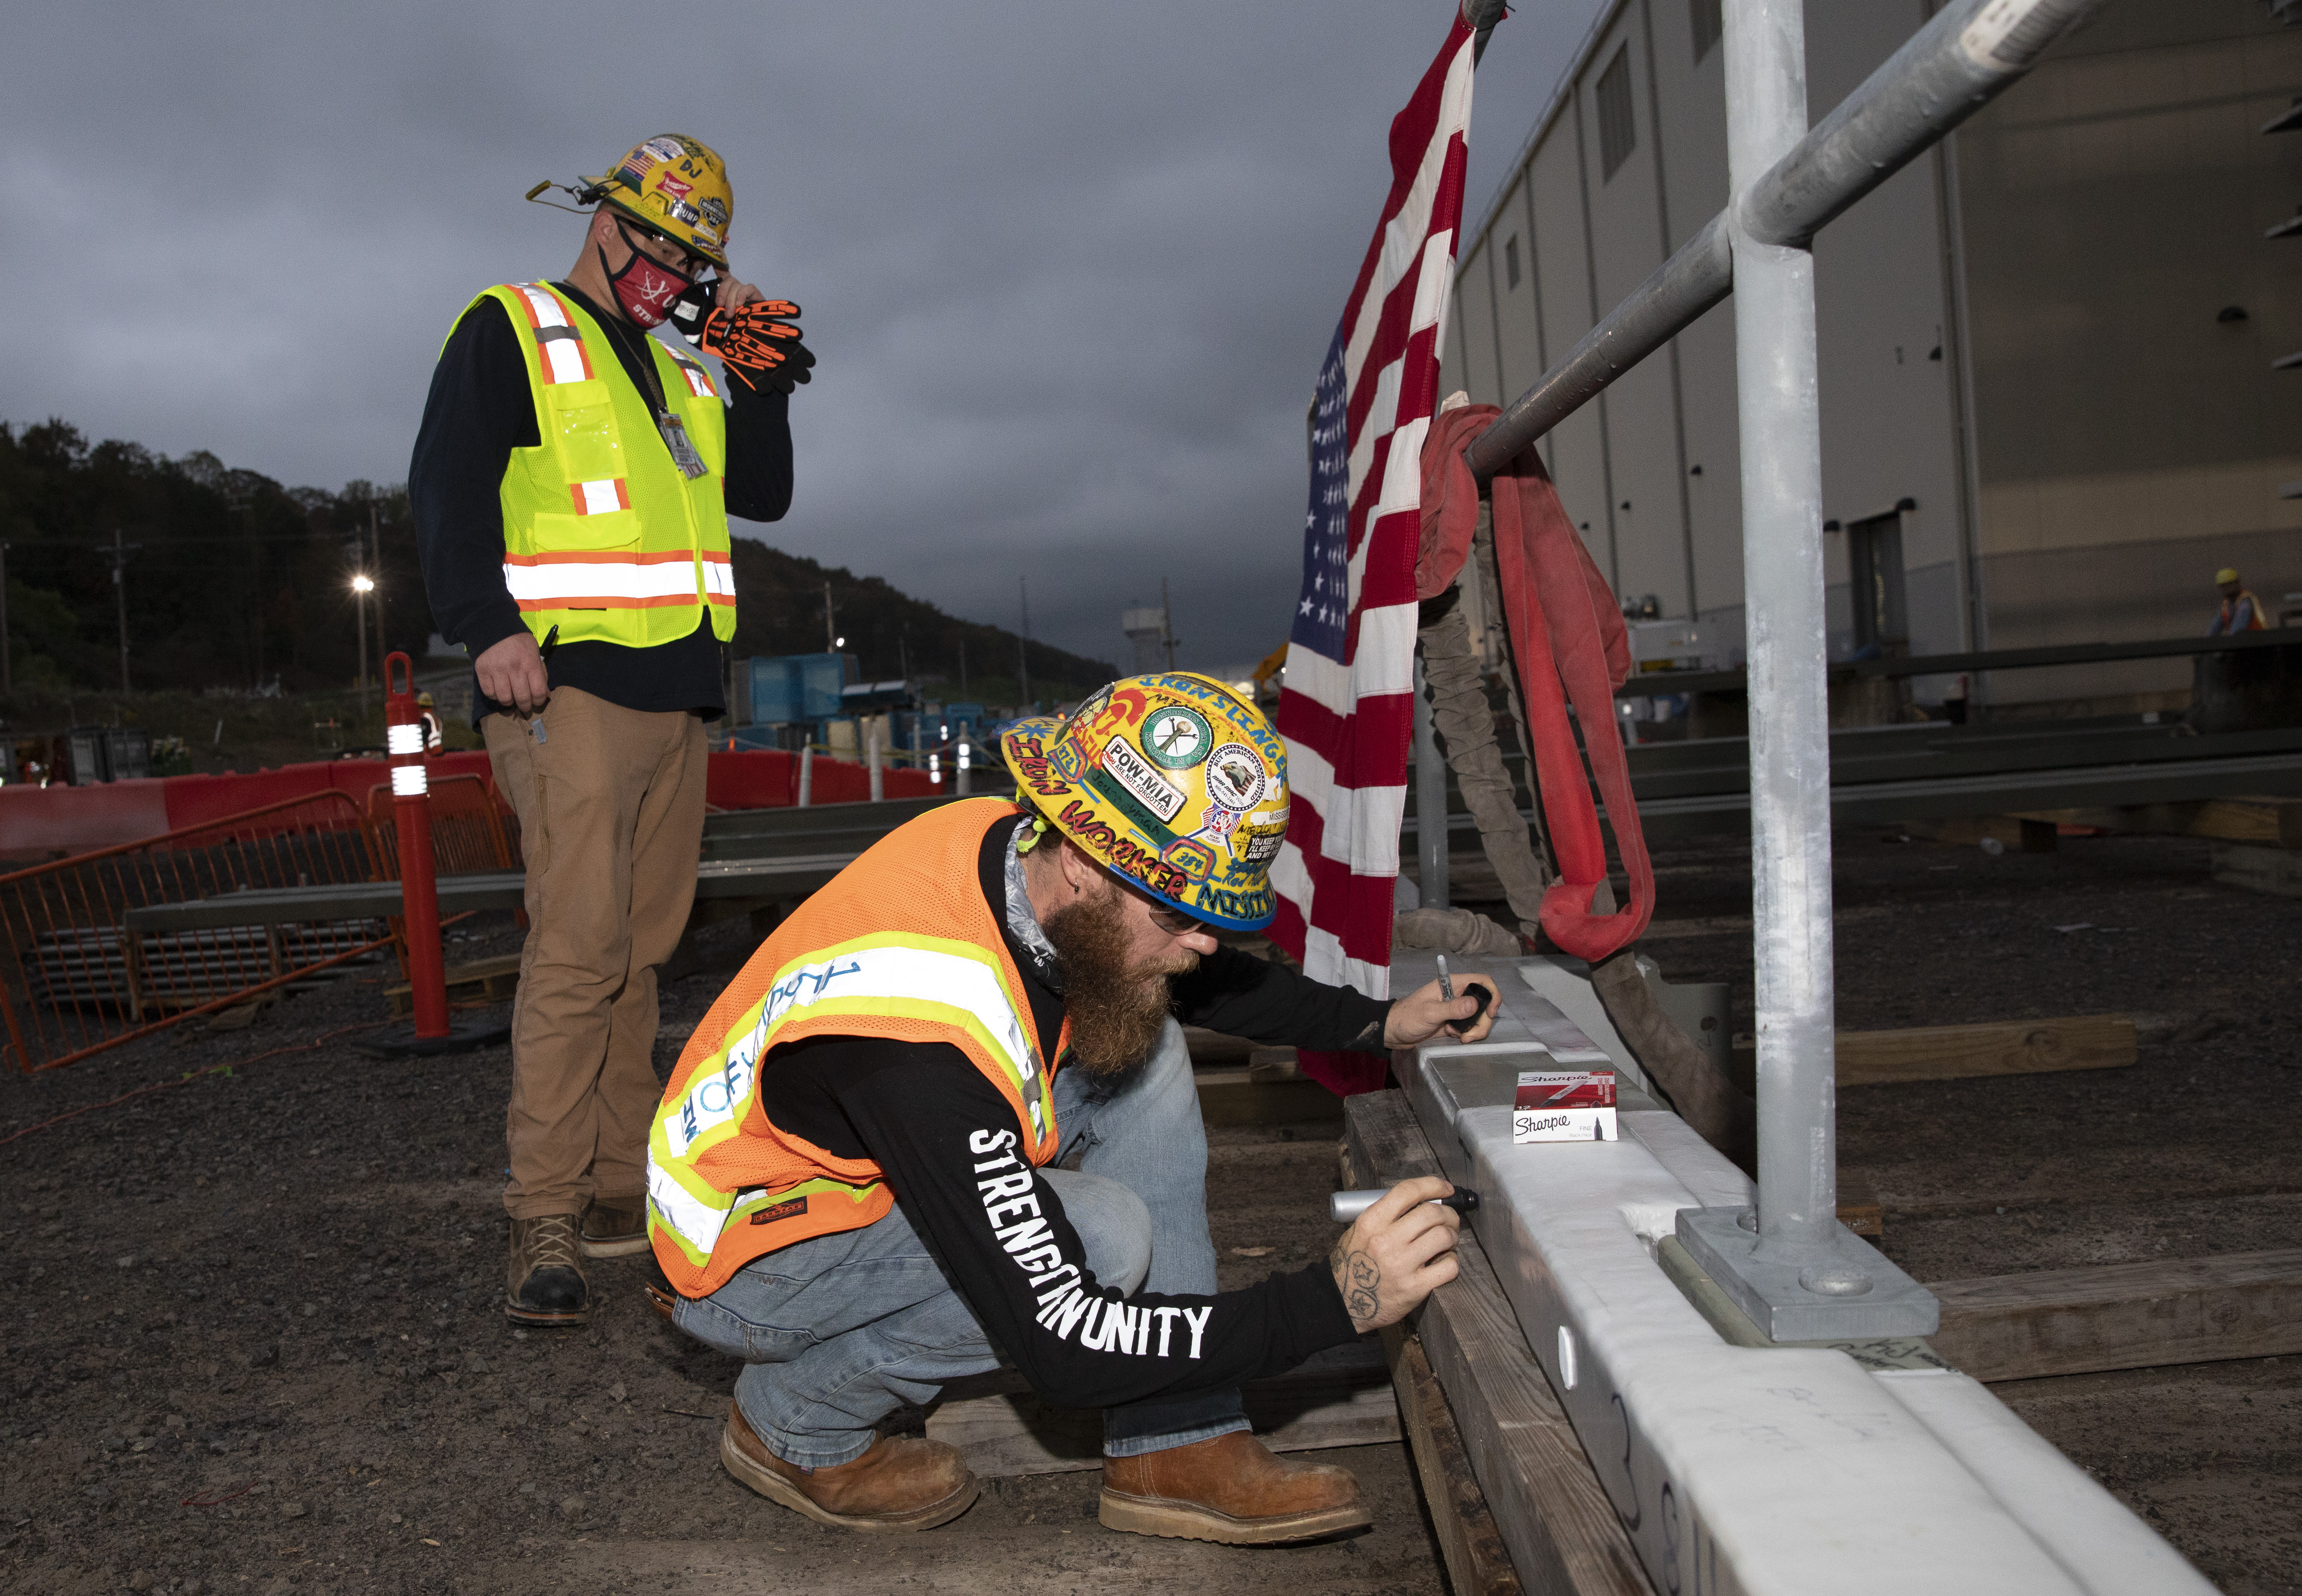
left=1513, top=1069, right=1618, bottom=1143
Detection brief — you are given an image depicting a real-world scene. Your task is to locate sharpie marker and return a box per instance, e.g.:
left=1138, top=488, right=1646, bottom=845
left=1328, top=1186, right=1480, bottom=1224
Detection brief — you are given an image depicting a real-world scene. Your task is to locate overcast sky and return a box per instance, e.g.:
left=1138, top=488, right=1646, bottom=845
left=1, top=0, right=1603, bottom=673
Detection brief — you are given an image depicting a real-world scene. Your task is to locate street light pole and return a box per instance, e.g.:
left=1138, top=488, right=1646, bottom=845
left=107, top=529, right=141, bottom=693
left=0, top=540, right=12, bottom=695
left=352, top=573, right=376, bottom=718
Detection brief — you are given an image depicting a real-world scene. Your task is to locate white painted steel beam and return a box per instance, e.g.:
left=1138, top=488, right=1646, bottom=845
left=1390, top=947, right=2215, bottom=1596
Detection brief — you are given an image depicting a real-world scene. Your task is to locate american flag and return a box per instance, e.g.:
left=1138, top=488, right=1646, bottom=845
left=1270, top=10, right=1478, bottom=1089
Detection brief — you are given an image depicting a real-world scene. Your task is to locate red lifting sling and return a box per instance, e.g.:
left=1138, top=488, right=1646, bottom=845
left=1419, top=406, right=1653, bottom=961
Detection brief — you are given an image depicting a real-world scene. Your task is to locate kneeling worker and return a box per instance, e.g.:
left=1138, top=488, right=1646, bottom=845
left=647, top=673, right=1493, bottom=1542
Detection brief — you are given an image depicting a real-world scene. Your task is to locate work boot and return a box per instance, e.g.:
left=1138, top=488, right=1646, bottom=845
left=505, top=1214, right=589, bottom=1327
left=1099, top=1430, right=1370, bottom=1544
left=719, top=1402, right=978, bottom=1532
left=580, top=1194, right=650, bottom=1259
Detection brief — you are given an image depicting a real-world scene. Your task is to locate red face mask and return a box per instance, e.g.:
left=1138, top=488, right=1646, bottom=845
left=599, top=220, right=696, bottom=328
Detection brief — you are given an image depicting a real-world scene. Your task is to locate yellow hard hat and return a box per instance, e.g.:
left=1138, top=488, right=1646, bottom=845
left=1000, top=673, right=1290, bottom=930
left=416, top=692, right=436, bottom=708
left=582, top=135, right=731, bottom=267
left=2215, top=567, right=2241, bottom=585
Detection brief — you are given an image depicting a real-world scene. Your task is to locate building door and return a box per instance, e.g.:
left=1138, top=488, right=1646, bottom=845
left=1846, top=511, right=1908, bottom=656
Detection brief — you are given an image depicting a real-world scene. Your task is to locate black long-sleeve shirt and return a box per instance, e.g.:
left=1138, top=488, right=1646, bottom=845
left=750, top=815, right=1392, bottom=1410
left=408, top=282, right=793, bottom=724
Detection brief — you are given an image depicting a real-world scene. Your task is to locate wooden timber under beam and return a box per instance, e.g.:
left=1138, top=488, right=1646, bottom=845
left=1730, top=1014, right=2137, bottom=1092
left=1344, top=1090, right=1654, bottom=1596
left=1385, top=1327, right=1524, bottom=1596
left=1929, top=1249, right=2302, bottom=1383
left=2009, top=794, right=2302, bottom=850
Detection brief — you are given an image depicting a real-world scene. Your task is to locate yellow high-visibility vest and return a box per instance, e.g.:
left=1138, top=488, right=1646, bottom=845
left=465, top=281, right=736, bottom=648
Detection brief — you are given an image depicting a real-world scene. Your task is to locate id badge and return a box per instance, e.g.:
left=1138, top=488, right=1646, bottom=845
left=657, top=411, right=709, bottom=480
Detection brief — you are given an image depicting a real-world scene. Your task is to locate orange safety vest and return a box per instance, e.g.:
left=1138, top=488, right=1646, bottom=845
left=647, top=797, right=1069, bottom=1297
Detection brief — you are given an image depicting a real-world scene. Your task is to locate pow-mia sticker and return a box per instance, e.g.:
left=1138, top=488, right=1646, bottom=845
left=1143, top=706, right=1211, bottom=769
left=1101, top=736, right=1187, bottom=823
left=1204, top=743, right=1267, bottom=811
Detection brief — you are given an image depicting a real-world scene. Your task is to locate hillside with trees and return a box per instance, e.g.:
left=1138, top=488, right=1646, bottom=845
left=0, top=418, right=1116, bottom=702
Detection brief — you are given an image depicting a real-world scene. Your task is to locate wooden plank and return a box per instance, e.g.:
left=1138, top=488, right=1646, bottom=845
left=1344, top=1091, right=1654, bottom=1596
left=1897, top=815, right=2057, bottom=851
left=385, top=952, right=522, bottom=1017
left=1837, top=1169, right=1883, bottom=1238
left=1929, top=1249, right=2302, bottom=1383
left=2211, top=841, right=2302, bottom=899
left=1732, top=1014, right=2139, bottom=1089
left=1194, top=1067, right=1343, bottom=1125
left=922, top=1340, right=1397, bottom=1478
left=1385, top=1328, right=1524, bottom=1596
left=1835, top=1014, right=2136, bottom=1086
left=2012, top=794, right=2302, bottom=848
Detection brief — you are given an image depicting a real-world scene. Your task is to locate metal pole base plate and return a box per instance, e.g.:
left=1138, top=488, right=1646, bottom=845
left=1676, top=1205, right=1939, bottom=1342
left=353, top=1018, right=513, bottom=1059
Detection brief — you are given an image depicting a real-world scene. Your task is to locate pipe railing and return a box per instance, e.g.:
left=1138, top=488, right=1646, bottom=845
left=1455, top=0, right=2111, bottom=1337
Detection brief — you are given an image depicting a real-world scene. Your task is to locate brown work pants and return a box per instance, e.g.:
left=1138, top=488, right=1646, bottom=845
left=483, top=688, right=708, bottom=1220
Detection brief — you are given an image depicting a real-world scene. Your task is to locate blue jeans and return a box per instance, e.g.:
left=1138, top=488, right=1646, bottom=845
left=672, top=1017, right=1251, bottom=1468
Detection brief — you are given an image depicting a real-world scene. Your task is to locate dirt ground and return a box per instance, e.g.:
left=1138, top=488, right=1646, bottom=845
left=2, top=828, right=2297, bottom=1594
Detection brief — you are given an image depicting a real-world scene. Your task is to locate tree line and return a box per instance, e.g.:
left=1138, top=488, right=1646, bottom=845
left=0, top=419, right=1116, bottom=701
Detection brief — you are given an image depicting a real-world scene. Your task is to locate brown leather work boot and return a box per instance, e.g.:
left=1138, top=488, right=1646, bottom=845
left=505, top=1214, right=589, bottom=1327
left=1100, top=1430, right=1371, bottom=1544
left=580, top=1194, right=650, bottom=1259
left=719, top=1402, right=978, bottom=1532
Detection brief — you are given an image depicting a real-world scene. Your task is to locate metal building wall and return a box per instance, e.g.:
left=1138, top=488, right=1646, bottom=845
left=1954, top=0, right=2302, bottom=709
left=1450, top=0, right=2299, bottom=708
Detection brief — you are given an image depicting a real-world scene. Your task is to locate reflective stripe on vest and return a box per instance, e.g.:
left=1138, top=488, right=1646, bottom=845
left=503, top=548, right=734, bottom=610
left=455, top=281, right=736, bottom=649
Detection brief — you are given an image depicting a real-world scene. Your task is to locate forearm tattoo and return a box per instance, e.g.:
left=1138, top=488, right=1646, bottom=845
left=1330, top=1242, right=1382, bottom=1331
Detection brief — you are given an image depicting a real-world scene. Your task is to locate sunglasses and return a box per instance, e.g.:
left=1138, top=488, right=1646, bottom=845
left=616, top=216, right=714, bottom=278
left=1116, top=875, right=1209, bottom=936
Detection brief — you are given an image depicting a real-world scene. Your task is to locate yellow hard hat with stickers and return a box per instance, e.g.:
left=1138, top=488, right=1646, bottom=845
left=1000, top=673, right=1290, bottom=930
left=581, top=135, right=733, bottom=268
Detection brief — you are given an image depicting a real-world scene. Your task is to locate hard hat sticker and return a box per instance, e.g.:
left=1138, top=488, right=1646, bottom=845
left=1205, top=744, right=1268, bottom=810
left=1143, top=706, right=1211, bottom=769
left=1162, top=837, right=1219, bottom=881
left=1234, top=817, right=1287, bottom=865
left=1099, top=737, right=1186, bottom=823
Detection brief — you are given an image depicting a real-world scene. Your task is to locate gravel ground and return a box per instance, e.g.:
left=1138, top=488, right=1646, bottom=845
left=3, top=828, right=2297, bottom=1593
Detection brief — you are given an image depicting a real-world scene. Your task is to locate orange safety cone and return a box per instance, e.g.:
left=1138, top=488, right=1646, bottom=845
left=357, top=652, right=510, bottom=1058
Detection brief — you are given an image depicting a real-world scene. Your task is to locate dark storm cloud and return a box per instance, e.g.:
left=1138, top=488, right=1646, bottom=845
left=0, top=1, right=1596, bottom=670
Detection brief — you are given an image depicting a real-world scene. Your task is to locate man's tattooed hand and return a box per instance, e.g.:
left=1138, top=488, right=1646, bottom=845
left=1331, top=1243, right=1383, bottom=1333
left=1325, top=1175, right=1460, bottom=1334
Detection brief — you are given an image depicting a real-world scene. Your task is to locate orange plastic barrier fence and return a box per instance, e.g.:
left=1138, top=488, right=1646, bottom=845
left=0, top=791, right=380, bottom=1073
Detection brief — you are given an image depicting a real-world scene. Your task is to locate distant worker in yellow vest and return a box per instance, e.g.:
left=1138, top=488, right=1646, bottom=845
left=410, top=134, right=814, bottom=1327
left=648, top=675, right=1492, bottom=1542
left=2209, top=568, right=2266, bottom=636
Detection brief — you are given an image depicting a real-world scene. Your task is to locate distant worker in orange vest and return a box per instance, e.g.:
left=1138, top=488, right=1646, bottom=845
left=2209, top=568, right=2266, bottom=636
left=409, top=134, right=814, bottom=1329
left=415, top=692, right=445, bottom=755
left=647, top=675, right=1494, bottom=1543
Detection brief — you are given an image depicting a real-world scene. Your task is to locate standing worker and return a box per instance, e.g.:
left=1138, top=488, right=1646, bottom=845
left=648, top=674, right=1495, bottom=1542
left=2209, top=568, right=2266, bottom=636
left=411, top=134, right=815, bottom=1327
